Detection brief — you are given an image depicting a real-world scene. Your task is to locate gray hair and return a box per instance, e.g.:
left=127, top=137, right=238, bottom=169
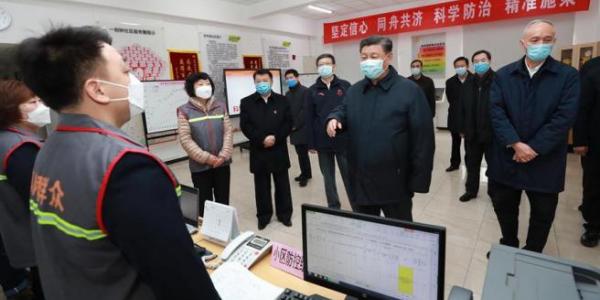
left=522, top=19, right=555, bottom=37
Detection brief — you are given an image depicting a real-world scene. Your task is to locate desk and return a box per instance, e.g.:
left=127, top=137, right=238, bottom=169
left=193, top=234, right=345, bottom=300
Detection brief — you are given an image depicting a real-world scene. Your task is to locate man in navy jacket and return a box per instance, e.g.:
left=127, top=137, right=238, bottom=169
left=488, top=20, right=579, bottom=253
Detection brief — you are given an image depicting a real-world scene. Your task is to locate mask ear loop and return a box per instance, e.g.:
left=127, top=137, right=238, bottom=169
left=95, top=79, right=130, bottom=102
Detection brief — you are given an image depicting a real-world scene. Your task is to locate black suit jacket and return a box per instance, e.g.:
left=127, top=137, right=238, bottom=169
left=445, top=73, right=471, bottom=131
left=240, top=92, right=293, bottom=174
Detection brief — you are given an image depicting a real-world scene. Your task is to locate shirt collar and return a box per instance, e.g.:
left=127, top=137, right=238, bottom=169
left=526, top=60, right=545, bottom=78
left=511, top=55, right=559, bottom=77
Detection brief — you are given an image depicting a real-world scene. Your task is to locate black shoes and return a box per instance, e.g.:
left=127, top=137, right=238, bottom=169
left=258, top=221, right=269, bottom=230
left=580, top=229, right=599, bottom=248
left=459, top=193, right=477, bottom=202
left=295, top=175, right=311, bottom=187
left=446, top=165, right=459, bottom=172
left=281, top=220, right=292, bottom=227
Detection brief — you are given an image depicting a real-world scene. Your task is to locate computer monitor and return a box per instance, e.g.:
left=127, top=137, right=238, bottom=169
left=179, top=185, right=199, bottom=233
left=302, top=204, right=446, bottom=300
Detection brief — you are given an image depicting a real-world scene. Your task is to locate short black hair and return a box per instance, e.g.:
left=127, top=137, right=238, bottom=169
left=316, top=53, right=335, bottom=66
left=453, top=56, right=469, bottom=67
left=472, top=50, right=492, bottom=62
left=185, top=72, right=215, bottom=98
left=411, top=59, right=423, bottom=67
left=359, top=36, right=393, bottom=53
left=284, top=69, right=299, bottom=77
left=17, top=26, right=113, bottom=111
left=253, top=69, right=273, bottom=80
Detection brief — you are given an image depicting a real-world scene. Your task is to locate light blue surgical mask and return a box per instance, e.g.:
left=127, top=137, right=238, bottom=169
left=287, top=79, right=298, bottom=88
left=527, top=43, right=553, bottom=62
left=256, top=82, right=271, bottom=95
left=455, top=67, right=468, bottom=77
left=318, top=65, right=334, bottom=78
left=360, top=59, right=385, bottom=80
left=474, top=62, right=490, bottom=75
left=411, top=67, right=421, bottom=76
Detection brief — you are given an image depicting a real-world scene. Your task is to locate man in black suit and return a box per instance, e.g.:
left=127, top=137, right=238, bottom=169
left=408, top=59, right=436, bottom=118
left=240, top=69, right=294, bottom=230
left=444, top=56, right=471, bottom=172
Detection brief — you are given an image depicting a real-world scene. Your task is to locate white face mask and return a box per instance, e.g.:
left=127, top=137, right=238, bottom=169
left=195, top=85, right=212, bottom=99
left=97, top=73, right=145, bottom=118
left=27, top=103, right=51, bottom=126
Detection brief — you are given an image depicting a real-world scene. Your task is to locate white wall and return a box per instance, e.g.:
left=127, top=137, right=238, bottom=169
left=463, top=13, right=575, bottom=70
left=573, top=0, right=600, bottom=44
left=0, top=0, right=314, bottom=73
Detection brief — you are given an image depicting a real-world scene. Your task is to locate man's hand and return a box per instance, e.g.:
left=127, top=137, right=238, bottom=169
left=460, top=133, right=465, bottom=138
left=327, top=119, right=342, bottom=138
left=574, top=146, right=589, bottom=156
left=511, top=142, right=538, bottom=163
left=263, top=135, right=276, bottom=148
left=309, top=149, right=317, bottom=154
left=212, top=157, right=225, bottom=168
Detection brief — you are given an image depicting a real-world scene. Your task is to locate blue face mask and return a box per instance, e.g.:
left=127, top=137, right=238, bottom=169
left=474, top=62, right=490, bottom=75
left=527, top=43, right=553, bottom=62
left=287, top=79, right=298, bottom=88
left=255, top=82, right=271, bottom=95
left=318, top=65, right=334, bottom=78
left=455, top=67, right=468, bottom=77
left=360, top=59, right=385, bottom=80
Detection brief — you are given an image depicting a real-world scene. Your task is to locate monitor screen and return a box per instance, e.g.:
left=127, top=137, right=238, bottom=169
left=179, top=186, right=199, bottom=226
left=302, top=205, right=445, bottom=300
left=223, top=69, right=282, bottom=117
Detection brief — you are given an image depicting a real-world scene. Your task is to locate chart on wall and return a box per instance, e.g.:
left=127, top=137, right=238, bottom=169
left=262, top=38, right=291, bottom=69
left=413, top=33, right=446, bottom=78
left=143, top=80, right=189, bottom=135
left=99, top=22, right=169, bottom=81
left=199, top=33, right=243, bottom=104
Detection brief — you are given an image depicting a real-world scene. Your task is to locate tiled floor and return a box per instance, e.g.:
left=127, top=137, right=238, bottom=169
left=168, top=130, right=600, bottom=299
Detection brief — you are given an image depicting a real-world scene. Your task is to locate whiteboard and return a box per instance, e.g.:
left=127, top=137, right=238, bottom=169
left=224, top=69, right=282, bottom=117
left=143, top=80, right=189, bottom=134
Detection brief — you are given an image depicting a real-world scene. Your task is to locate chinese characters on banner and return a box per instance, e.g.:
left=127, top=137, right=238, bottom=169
left=324, top=0, right=590, bottom=43
left=168, top=50, right=200, bottom=80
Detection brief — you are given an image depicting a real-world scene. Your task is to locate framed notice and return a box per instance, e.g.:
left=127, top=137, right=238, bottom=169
left=243, top=55, right=263, bottom=70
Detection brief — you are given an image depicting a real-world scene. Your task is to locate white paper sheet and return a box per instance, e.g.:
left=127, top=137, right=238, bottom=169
left=211, top=262, right=284, bottom=300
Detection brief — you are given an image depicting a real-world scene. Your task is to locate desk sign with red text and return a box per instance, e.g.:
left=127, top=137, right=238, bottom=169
left=271, top=242, right=304, bottom=279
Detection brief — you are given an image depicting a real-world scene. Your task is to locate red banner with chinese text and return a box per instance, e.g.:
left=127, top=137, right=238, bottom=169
left=324, top=0, right=590, bottom=44
left=168, top=50, right=200, bottom=80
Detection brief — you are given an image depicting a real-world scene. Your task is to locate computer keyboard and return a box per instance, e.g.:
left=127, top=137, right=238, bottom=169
left=277, top=288, right=330, bottom=300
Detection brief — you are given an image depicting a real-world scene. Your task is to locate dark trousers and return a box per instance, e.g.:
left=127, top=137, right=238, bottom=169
left=490, top=180, right=559, bottom=253
left=191, top=166, right=231, bottom=217
left=294, top=144, right=312, bottom=178
left=354, top=199, right=413, bottom=222
left=581, top=155, right=600, bottom=230
left=450, top=131, right=462, bottom=167
left=465, top=139, right=491, bottom=196
left=253, top=170, right=293, bottom=224
left=0, top=235, right=26, bottom=295
left=317, top=151, right=351, bottom=209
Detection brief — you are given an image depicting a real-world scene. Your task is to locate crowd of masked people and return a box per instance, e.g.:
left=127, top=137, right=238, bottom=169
left=0, top=18, right=598, bottom=299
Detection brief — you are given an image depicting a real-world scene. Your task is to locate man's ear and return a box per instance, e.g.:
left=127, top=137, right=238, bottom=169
left=85, top=79, right=110, bottom=104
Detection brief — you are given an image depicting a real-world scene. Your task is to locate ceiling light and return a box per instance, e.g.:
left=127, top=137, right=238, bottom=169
left=308, top=5, right=333, bottom=14
left=120, top=22, right=141, bottom=26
